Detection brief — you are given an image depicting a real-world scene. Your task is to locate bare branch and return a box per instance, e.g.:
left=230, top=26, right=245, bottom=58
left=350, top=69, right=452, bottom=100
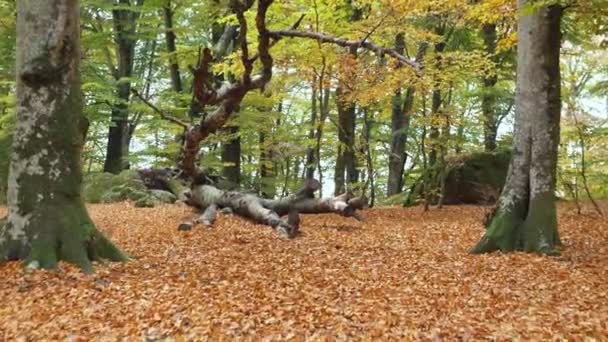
left=130, top=89, right=189, bottom=128
left=269, top=29, right=421, bottom=70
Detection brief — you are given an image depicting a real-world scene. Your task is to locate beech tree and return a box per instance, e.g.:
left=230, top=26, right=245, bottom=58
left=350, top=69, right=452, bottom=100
left=0, top=0, right=127, bottom=272
left=472, top=0, right=563, bottom=254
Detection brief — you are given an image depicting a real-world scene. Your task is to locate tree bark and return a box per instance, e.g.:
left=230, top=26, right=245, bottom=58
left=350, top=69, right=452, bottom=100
left=305, top=78, right=318, bottom=180
left=259, top=130, right=276, bottom=198
left=104, top=0, right=143, bottom=173
left=314, top=68, right=330, bottom=196
left=482, top=23, right=499, bottom=152
left=163, top=0, right=182, bottom=92
left=1, top=0, right=127, bottom=272
left=362, top=109, right=375, bottom=206
left=472, top=2, right=562, bottom=254
left=386, top=37, right=426, bottom=197
left=334, top=85, right=358, bottom=194
left=221, top=126, right=241, bottom=187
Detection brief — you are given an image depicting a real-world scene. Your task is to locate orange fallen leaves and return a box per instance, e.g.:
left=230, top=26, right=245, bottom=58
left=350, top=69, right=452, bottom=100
left=0, top=202, right=607, bottom=340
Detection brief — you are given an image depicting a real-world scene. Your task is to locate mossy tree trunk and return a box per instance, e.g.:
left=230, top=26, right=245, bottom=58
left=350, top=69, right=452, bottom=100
left=471, top=1, right=562, bottom=255
left=0, top=0, right=127, bottom=273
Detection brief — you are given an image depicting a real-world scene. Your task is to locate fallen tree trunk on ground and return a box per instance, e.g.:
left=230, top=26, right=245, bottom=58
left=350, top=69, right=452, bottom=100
left=180, top=179, right=365, bottom=238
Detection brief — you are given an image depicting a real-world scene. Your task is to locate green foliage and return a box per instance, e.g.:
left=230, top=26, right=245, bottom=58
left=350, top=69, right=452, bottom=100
left=0, top=0, right=605, bottom=206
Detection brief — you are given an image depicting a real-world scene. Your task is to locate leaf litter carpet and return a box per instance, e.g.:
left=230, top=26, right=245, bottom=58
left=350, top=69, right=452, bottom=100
left=0, top=202, right=607, bottom=340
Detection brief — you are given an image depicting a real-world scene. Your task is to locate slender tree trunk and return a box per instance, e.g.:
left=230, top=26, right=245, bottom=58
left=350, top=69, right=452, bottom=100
left=1, top=0, right=127, bottom=272
left=305, top=78, right=318, bottom=180
left=334, top=85, right=358, bottom=194
left=104, top=0, right=142, bottom=173
left=259, top=130, right=276, bottom=198
left=482, top=23, right=499, bottom=152
left=333, top=12, right=360, bottom=195
left=163, top=0, right=182, bottom=92
left=387, top=37, right=426, bottom=196
left=472, top=2, right=563, bottom=254
left=573, top=116, right=603, bottom=216
left=221, top=126, right=241, bottom=187
left=314, top=70, right=330, bottom=197
left=363, top=109, right=375, bottom=206
left=428, top=96, right=441, bottom=166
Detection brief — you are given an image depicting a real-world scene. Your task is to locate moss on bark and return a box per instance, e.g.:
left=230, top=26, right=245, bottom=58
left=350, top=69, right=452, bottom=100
left=1, top=200, right=128, bottom=273
left=471, top=205, right=523, bottom=253
left=0, top=0, right=129, bottom=273
left=471, top=194, right=560, bottom=255
left=520, top=192, right=560, bottom=254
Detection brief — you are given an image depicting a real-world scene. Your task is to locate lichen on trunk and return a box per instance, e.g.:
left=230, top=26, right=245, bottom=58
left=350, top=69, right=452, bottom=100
left=0, top=0, right=127, bottom=273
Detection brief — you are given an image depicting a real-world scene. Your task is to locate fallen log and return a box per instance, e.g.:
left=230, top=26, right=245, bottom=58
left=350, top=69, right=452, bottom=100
left=182, top=178, right=365, bottom=238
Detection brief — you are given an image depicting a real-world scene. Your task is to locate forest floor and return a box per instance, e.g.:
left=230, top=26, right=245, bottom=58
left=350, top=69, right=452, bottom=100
left=0, top=202, right=607, bottom=340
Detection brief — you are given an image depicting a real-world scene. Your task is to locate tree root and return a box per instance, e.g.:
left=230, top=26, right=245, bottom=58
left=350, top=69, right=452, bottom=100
left=1, top=213, right=128, bottom=274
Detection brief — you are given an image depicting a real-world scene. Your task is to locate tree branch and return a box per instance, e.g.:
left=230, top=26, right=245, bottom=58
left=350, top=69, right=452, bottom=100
left=247, top=14, right=305, bottom=63
left=232, top=0, right=254, bottom=84
left=255, top=0, right=274, bottom=85
left=130, top=89, right=189, bottom=128
left=268, top=29, right=421, bottom=70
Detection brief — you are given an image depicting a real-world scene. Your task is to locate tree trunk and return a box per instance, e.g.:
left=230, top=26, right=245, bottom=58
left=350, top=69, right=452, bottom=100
left=334, top=85, right=358, bottom=194
left=305, top=78, right=318, bottom=180
left=472, top=2, right=562, bottom=254
left=428, top=66, right=443, bottom=166
left=482, top=23, right=499, bottom=152
left=363, top=109, right=375, bottom=206
left=386, top=37, right=425, bottom=197
left=314, top=70, right=330, bottom=196
left=259, top=130, right=276, bottom=198
left=104, top=0, right=142, bottom=173
left=0, top=0, right=127, bottom=272
left=221, top=126, right=241, bottom=187
left=163, top=0, right=182, bottom=92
